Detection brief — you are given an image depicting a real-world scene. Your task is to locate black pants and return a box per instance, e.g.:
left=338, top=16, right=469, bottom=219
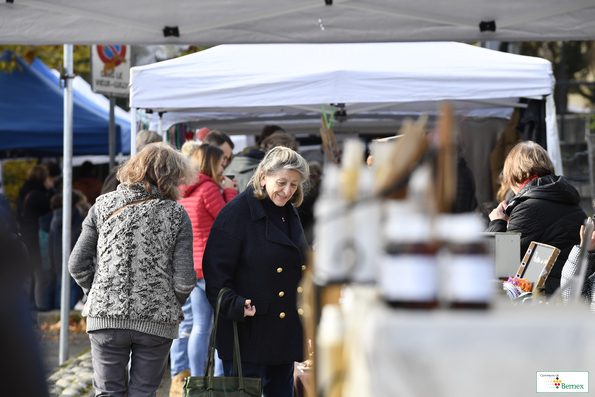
left=223, top=360, right=294, bottom=397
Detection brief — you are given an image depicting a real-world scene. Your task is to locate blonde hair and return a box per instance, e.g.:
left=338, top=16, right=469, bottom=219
left=190, top=144, right=224, bottom=187
left=117, top=142, right=196, bottom=200
left=502, top=141, right=555, bottom=189
left=248, top=146, right=310, bottom=206
left=181, top=140, right=201, bottom=158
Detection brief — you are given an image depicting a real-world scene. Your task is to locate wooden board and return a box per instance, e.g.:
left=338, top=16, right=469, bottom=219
left=514, top=241, right=560, bottom=293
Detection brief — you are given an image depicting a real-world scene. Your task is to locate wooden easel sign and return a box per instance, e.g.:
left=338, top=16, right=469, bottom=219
left=515, top=242, right=560, bottom=293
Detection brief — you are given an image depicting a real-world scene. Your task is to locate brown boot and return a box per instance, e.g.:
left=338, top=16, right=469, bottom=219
left=169, top=369, right=191, bottom=397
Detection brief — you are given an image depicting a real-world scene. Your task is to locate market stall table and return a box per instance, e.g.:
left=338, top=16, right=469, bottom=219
left=343, top=287, right=595, bottom=396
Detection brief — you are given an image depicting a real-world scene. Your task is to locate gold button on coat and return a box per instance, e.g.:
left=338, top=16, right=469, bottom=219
left=277, top=267, right=283, bottom=273
left=297, top=287, right=303, bottom=293
left=298, top=308, right=304, bottom=315
left=279, top=291, right=285, bottom=297
left=302, top=265, right=306, bottom=271
left=279, top=312, right=286, bottom=318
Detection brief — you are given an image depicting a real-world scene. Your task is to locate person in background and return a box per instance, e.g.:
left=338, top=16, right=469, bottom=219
left=47, top=191, right=85, bottom=310
left=17, top=164, right=53, bottom=311
left=179, top=144, right=237, bottom=383
left=560, top=218, right=595, bottom=310
left=69, top=142, right=197, bottom=397
left=0, top=192, right=18, bottom=235
left=195, top=127, right=211, bottom=143
left=100, top=129, right=163, bottom=195
left=225, top=131, right=297, bottom=194
left=168, top=139, right=201, bottom=397
left=202, top=130, right=235, bottom=168
left=487, top=141, right=586, bottom=295
left=181, top=140, right=201, bottom=158
left=45, top=162, right=62, bottom=196
left=0, top=205, right=48, bottom=397
left=298, top=160, right=322, bottom=246
left=73, top=161, right=103, bottom=205
left=451, top=153, right=478, bottom=213
left=237, top=125, right=285, bottom=156
left=203, top=146, right=309, bottom=397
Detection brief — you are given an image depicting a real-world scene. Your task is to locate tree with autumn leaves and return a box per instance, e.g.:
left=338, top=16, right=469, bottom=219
left=0, top=45, right=91, bottom=81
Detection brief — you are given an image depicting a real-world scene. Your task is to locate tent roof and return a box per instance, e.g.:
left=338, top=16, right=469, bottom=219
left=1, top=0, right=594, bottom=44
left=0, top=50, right=129, bottom=155
left=130, top=42, right=554, bottom=113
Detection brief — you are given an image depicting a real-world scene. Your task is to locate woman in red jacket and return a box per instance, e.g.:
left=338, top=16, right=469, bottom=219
left=179, top=144, right=238, bottom=377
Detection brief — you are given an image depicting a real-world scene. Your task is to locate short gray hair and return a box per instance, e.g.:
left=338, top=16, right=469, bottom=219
left=248, top=146, right=309, bottom=206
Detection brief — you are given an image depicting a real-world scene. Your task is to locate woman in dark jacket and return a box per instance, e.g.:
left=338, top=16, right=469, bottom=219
left=203, top=146, right=310, bottom=397
left=487, top=141, right=586, bottom=295
left=17, top=164, right=53, bottom=310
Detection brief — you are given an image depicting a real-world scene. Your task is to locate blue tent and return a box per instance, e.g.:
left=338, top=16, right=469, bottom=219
left=0, top=50, right=130, bottom=155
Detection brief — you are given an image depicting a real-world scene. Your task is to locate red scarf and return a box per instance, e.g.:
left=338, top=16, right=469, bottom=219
left=517, top=175, right=539, bottom=192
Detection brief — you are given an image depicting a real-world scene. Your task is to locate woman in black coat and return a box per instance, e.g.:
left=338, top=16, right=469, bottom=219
left=487, top=141, right=586, bottom=295
left=203, top=147, right=310, bottom=397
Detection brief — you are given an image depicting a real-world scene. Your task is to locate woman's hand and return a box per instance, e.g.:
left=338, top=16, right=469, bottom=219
left=244, top=299, right=256, bottom=317
left=489, top=200, right=509, bottom=222
left=222, top=176, right=238, bottom=190
left=580, top=218, right=595, bottom=252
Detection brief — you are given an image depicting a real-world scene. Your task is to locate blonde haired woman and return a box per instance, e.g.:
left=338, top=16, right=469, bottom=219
left=203, top=146, right=310, bottom=396
left=69, top=143, right=198, bottom=397
left=487, top=141, right=586, bottom=295
left=179, top=144, right=238, bottom=379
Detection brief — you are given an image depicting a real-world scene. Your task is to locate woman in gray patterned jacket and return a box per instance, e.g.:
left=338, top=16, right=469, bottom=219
left=69, top=142, right=197, bottom=397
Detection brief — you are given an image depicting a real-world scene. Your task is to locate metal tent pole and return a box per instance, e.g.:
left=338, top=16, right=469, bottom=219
left=130, top=107, right=137, bottom=156
left=109, top=96, right=116, bottom=170
left=59, top=43, right=74, bottom=365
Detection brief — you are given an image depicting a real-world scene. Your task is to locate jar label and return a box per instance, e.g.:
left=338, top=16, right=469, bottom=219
left=444, top=255, right=492, bottom=302
left=379, top=255, right=437, bottom=301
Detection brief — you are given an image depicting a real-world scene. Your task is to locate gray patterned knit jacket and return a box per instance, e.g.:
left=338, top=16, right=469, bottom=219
left=69, top=183, right=197, bottom=339
left=560, top=245, right=595, bottom=311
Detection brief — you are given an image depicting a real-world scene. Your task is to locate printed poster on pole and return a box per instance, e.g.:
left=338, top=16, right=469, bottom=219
left=91, top=45, right=130, bottom=97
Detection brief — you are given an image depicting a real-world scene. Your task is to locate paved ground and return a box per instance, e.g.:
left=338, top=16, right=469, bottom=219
left=37, top=310, right=173, bottom=396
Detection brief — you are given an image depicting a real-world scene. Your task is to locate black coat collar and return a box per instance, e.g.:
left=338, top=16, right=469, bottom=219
left=245, top=185, right=303, bottom=250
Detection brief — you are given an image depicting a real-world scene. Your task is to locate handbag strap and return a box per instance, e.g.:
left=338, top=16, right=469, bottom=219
left=206, top=287, right=247, bottom=393
left=106, top=197, right=155, bottom=221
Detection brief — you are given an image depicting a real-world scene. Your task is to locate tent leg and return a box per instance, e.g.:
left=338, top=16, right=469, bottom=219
left=545, top=95, right=563, bottom=176
left=59, top=43, right=74, bottom=366
left=109, top=96, right=116, bottom=171
left=130, top=107, right=137, bottom=156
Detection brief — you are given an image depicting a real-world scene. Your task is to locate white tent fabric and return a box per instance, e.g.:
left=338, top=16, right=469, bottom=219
left=1, top=0, right=594, bottom=45
left=130, top=42, right=553, bottom=112
left=130, top=42, right=562, bottom=171
left=147, top=108, right=516, bottom=134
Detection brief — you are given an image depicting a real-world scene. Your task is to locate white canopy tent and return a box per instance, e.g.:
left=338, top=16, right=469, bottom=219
left=1, top=0, right=595, bottom=44
left=130, top=42, right=561, bottom=171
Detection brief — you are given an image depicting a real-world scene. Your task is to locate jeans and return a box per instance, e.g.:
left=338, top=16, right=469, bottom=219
left=223, top=360, right=295, bottom=397
left=170, top=295, right=193, bottom=376
left=89, top=328, right=172, bottom=397
left=188, top=278, right=223, bottom=376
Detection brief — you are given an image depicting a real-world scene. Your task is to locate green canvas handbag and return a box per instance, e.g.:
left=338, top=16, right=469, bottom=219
left=183, top=287, right=262, bottom=397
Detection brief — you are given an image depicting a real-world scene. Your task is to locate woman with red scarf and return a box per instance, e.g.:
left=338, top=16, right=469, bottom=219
left=487, top=141, right=586, bottom=295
